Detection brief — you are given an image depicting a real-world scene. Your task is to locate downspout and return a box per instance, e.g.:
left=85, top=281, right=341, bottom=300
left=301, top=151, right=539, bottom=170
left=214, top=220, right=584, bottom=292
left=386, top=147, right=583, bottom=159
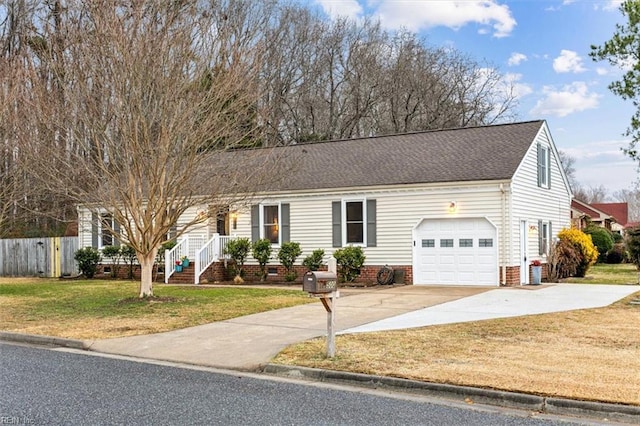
left=500, top=183, right=508, bottom=286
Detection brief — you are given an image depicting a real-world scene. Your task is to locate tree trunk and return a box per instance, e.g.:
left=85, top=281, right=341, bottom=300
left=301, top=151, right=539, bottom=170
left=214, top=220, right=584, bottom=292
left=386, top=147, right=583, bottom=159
left=138, top=250, right=158, bottom=298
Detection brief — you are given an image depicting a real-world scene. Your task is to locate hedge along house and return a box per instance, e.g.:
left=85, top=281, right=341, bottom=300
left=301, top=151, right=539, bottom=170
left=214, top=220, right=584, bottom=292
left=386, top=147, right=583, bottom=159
left=77, top=120, right=571, bottom=286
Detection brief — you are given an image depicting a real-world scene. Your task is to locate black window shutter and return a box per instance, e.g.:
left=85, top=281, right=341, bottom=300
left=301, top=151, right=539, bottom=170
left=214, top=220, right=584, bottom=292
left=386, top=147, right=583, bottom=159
left=91, top=212, right=99, bottom=248
left=547, top=148, right=552, bottom=188
left=367, top=199, right=376, bottom=247
left=251, top=205, right=260, bottom=242
left=536, top=143, right=542, bottom=187
left=332, top=201, right=342, bottom=248
left=538, top=219, right=543, bottom=255
left=281, top=203, right=290, bottom=243
left=113, top=220, right=121, bottom=247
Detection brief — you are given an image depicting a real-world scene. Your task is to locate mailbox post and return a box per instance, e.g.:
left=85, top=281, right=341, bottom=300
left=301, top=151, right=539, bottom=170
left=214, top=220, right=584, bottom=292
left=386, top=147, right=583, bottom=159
left=302, top=269, right=338, bottom=357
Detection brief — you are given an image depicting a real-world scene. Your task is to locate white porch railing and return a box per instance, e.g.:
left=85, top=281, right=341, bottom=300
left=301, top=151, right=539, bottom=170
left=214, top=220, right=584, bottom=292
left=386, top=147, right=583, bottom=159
left=165, top=234, right=238, bottom=284
left=194, top=234, right=237, bottom=284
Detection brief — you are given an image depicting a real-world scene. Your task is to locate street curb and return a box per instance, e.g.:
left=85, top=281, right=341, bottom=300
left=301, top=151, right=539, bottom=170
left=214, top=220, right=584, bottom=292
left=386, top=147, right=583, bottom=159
left=263, top=364, right=640, bottom=423
left=0, top=331, right=90, bottom=350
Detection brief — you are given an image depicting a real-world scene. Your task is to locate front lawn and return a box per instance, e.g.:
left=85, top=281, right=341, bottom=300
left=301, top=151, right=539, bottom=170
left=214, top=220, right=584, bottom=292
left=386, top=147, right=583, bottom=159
left=0, top=279, right=313, bottom=340
left=563, top=262, right=638, bottom=284
left=274, top=288, right=640, bottom=406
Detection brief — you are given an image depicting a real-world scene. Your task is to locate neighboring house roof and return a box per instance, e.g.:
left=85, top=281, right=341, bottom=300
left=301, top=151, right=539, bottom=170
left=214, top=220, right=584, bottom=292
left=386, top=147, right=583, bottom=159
left=571, top=199, right=611, bottom=221
left=237, top=120, right=546, bottom=193
left=592, top=202, right=629, bottom=227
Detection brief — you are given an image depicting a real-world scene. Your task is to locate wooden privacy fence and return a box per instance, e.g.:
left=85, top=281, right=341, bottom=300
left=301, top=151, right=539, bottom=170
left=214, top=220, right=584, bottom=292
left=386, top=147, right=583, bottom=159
left=0, top=237, right=78, bottom=277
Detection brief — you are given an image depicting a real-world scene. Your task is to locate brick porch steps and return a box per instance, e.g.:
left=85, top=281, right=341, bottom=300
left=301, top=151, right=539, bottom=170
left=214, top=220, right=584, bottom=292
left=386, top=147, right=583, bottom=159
left=167, top=264, right=196, bottom=284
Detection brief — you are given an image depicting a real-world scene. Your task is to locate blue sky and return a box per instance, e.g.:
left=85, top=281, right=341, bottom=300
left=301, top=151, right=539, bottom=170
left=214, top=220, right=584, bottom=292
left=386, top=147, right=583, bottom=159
left=304, top=0, right=638, bottom=196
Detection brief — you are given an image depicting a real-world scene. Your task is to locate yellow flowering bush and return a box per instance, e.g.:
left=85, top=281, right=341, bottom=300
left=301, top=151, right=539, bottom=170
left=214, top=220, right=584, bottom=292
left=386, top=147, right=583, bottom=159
left=557, top=228, right=598, bottom=277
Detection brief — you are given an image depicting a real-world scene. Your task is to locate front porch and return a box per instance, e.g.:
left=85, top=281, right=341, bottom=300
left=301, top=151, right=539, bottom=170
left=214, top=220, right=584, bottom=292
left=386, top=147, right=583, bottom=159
left=164, top=234, right=237, bottom=285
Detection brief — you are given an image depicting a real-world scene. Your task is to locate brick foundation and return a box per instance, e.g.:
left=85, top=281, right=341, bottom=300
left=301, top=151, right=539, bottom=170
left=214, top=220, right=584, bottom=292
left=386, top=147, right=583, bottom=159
left=199, top=263, right=414, bottom=286
left=500, top=266, right=520, bottom=286
left=96, top=261, right=541, bottom=287
left=499, top=264, right=549, bottom=286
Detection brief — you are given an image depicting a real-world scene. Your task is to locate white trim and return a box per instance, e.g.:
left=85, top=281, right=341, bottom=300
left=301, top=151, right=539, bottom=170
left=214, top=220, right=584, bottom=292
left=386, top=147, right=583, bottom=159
left=539, top=145, right=550, bottom=188
left=98, top=213, right=115, bottom=249
left=412, top=216, right=499, bottom=286
left=259, top=202, right=282, bottom=246
left=520, top=220, right=529, bottom=285
left=341, top=198, right=367, bottom=247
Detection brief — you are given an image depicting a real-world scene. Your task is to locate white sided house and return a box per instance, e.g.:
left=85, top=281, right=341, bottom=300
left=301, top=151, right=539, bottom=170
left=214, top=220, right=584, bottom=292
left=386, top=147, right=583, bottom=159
left=78, top=120, right=571, bottom=286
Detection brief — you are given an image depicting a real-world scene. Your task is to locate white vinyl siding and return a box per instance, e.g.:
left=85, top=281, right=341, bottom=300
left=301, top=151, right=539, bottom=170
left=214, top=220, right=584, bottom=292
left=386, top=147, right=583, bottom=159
left=511, top=124, right=572, bottom=265
left=76, top=204, right=213, bottom=250
left=235, top=182, right=506, bottom=266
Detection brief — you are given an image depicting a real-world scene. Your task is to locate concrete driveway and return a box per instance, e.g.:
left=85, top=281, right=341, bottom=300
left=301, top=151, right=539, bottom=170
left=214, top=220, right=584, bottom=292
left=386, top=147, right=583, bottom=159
left=343, top=283, right=640, bottom=333
left=87, top=283, right=639, bottom=370
left=87, top=285, right=486, bottom=370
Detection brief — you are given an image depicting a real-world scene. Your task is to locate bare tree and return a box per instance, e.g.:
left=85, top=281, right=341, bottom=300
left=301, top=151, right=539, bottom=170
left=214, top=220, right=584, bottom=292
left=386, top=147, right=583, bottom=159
left=573, top=184, right=609, bottom=203
left=613, top=188, right=640, bottom=222
left=18, top=1, right=284, bottom=297
left=558, top=150, right=577, bottom=190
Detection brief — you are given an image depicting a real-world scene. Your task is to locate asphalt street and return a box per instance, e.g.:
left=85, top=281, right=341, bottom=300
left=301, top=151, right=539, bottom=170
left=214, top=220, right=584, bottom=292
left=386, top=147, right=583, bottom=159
left=0, top=342, right=595, bottom=426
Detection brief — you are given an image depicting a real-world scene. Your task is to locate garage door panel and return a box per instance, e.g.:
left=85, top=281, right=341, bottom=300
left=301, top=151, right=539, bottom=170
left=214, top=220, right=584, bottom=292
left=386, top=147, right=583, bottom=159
left=439, top=271, right=455, bottom=283
left=439, top=255, right=455, bottom=265
left=414, top=218, right=497, bottom=286
left=457, top=255, right=475, bottom=265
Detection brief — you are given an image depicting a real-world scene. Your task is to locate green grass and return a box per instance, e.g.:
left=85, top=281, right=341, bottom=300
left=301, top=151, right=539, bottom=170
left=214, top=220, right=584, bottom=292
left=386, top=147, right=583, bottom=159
left=563, top=263, right=638, bottom=285
left=0, top=279, right=314, bottom=339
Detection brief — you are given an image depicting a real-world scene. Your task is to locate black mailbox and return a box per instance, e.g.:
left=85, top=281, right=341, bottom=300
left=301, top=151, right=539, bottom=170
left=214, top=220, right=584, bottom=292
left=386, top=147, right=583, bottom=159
left=303, top=271, right=337, bottom=293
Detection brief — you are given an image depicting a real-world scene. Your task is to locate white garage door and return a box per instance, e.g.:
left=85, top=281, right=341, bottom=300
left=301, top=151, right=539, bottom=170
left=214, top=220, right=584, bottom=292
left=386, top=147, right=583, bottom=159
left=413, top=218, right=498, bottom=286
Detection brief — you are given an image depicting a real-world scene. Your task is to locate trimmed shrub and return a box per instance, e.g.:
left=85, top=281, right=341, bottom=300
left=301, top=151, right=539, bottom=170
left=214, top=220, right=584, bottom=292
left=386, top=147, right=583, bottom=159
left=252, top=238, right=272, bottom=281
left=120, top=245, right=138, bottom=279
left=224, top=237, right=251, bottom=278
left=101, top=245, right=122, bottom=278
left=156, top=240, right=177, bottom=269
left=584, top=226, right=614, bottom=263
left=606, top=243, right=625, bottom=264
left=557, top=228, right=598, bottom=277
left=74, top=247, right=101, bottom=278
left=302, top=249, right=324, bottom=271
left=612, top=232, right=623, bottom=243
left=278, top=242, right=302, bottom=281
left=333, top=246, right=366, bottom=283
left=625, top=225, right=640, bottom=269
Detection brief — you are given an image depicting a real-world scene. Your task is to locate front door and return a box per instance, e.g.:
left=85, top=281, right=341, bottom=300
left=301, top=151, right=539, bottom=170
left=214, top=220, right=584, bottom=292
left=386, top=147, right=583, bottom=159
left=520, top=220, right=529, bottom=285
left=216, top=207, right=229, bottom=236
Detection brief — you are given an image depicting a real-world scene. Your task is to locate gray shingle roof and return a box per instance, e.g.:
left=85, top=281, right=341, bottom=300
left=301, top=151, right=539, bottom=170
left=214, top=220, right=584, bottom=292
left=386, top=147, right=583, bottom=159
left=228, top=120, right=545, bottom=193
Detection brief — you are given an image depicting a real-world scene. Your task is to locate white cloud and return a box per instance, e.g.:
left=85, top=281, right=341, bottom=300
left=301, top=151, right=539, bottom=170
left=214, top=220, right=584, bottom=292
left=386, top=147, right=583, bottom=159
left=600, top=1, right=623, bottom=11
left=504, top=72, right=533, bottom=98
left=563, top=138, right=637, bottom=192
left=314, top=0, right=363, bottom=20
left=508, top=52, right=527, bottom=66
left=374, top=1, right=516, bottom=38
left=595, top=67, right=609, bottom=76
left=530, top=82, right=600, bottom=117
left=553, top=50, right=586, bottom=73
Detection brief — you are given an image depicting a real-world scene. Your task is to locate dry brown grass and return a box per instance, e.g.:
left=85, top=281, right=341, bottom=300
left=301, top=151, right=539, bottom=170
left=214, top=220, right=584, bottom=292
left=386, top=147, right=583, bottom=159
left=273, top=291, right=640, bottom=405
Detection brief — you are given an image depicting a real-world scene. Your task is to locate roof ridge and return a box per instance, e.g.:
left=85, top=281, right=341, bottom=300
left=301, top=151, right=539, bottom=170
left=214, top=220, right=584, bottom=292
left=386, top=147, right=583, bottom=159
left=296, top=119, right=545, bottom=147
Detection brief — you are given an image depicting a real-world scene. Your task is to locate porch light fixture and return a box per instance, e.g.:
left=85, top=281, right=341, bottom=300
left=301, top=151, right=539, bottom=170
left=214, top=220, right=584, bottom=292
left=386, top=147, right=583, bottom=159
left=448, top=201, right=457, bottom=214
left=230, top=211, right=238, bottom=230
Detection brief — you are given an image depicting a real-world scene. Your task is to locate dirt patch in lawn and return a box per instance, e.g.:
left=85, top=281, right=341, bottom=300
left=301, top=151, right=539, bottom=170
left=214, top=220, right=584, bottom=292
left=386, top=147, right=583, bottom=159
left=273, top=291, right=640, bottom=406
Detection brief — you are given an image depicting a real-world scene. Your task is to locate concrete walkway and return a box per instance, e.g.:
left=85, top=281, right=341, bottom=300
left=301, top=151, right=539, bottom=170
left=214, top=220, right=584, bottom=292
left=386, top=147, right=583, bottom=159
left=87, top=284, right=640, bottom=371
